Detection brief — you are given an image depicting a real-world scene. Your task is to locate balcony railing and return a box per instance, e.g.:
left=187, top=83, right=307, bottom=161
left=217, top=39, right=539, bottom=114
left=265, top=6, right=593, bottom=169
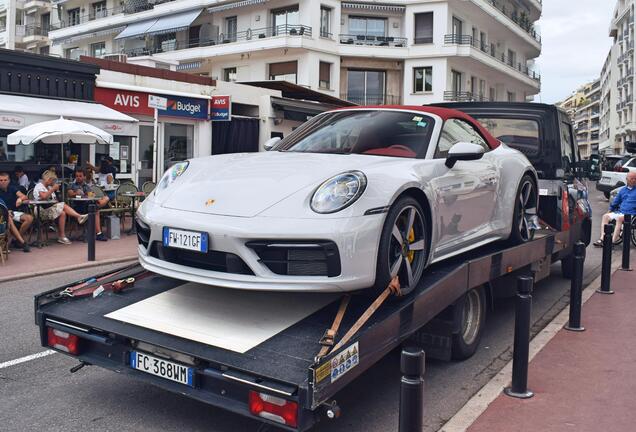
left=443, top=91, right=489, bottom=102
left=443, top=34, right=541, bottom=82
left=485, top=0, right=541, bottom=44
left=339, top=34, right=407, bottom=47
left=340, top=93, right=400, bottom=105
left=24, top=25, right=49, bottom=37
left=119, top=24, right=312, bottom=58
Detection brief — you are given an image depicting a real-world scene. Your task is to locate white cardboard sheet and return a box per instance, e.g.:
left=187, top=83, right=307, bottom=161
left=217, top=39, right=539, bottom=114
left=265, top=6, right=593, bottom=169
left=105, top=283, right=337, bottom=353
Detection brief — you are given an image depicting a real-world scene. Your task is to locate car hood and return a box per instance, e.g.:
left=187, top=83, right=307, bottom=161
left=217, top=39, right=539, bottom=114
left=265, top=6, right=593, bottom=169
left=159, top=152, right=393, bottom=217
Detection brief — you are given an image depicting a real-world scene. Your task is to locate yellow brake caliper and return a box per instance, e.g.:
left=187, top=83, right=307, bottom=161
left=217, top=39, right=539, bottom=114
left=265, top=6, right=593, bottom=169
left=407, top=228, right=415, bottom=263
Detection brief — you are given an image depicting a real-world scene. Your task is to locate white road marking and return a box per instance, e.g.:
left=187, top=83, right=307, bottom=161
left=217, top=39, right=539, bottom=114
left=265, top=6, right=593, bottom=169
left=0, top=350, right=56, bottom=370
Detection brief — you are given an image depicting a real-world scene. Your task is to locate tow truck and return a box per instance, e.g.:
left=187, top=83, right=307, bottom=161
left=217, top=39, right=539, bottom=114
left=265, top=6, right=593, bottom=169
left=34, top=102, right=597, bottom=431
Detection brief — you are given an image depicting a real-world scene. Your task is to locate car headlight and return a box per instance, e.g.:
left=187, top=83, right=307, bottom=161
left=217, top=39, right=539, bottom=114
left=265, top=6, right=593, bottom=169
left=311, top=171, right=367, bottom=214
left=155, top=161, right=189, bottom=196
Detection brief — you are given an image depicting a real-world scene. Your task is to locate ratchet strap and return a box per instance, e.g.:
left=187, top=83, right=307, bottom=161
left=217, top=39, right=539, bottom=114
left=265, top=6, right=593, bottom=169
left=315, top=276, right=401, bottom=362
left=56, top=265, right=149, bottom=298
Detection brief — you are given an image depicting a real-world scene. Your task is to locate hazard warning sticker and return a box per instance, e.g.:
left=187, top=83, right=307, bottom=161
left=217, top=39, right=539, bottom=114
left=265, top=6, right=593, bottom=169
left=330, top=342, right=359, bottom=383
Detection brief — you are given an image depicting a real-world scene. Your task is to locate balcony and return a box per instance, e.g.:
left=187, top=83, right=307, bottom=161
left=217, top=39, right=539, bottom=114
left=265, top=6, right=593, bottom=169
left=24, top=25, right=49, bottom=37
left=339, top=34, right=407, bottom=47
left=484, top=0, right=541, bottom=44
left=51, top=0, right=176, bottom=29
left=119, top=24, right=312, bottom=58
left=443, top=91, right=489, bottom=102
left=340, top=93, right=400, bottom=105
left=443, top=34, right=540, bottom=82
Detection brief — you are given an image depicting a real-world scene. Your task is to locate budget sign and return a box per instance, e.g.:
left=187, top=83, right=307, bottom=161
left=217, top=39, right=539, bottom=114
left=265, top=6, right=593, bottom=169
left=210, top=95, right=231, bottom=121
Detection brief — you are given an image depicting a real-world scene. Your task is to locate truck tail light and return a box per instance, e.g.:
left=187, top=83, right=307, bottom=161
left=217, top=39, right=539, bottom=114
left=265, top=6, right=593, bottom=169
left=249, top=391, right=298, bottom=428
left=47, top=327, right=80, bottom=355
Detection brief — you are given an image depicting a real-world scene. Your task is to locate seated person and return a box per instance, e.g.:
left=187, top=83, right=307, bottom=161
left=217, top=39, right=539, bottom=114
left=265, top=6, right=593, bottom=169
left=34, top=170, right=88, bottom=245
left=0, top=198, right=30, bottom=252
left=68, top=168, right=109, bottom=241
left=13, top=165, right=29, bottom=191
left=87, top=157, right=118, bottom=201
left=0, top=171, right=33, bottom=251
left=594, top=171, right=636, bottom=246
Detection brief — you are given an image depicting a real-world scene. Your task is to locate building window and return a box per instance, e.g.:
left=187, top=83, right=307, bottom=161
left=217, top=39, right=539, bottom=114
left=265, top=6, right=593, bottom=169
left=320, top=6, right=331, bottom=38
left=39, top=46, right=49, bottom=56
left=413, top=67, right=432, bottom=93
left=272, top=6, right=299, bottom=35
left=155, top=32, right=176, bottom=52
left=349, top=16, right=387, bottom=37
left=319, top=62, right=331, bottom=89
left=414, top=12, right=433, bottom=44
left=65, top=47, right=81, bottom=60
left=347, top=70, right=386, bottom=105
left=451, top=70, right=462, bottom=93
left=269, top=61, right=298, bottom=83
left=507, top=49, right=516, bottom=67
left=225, top=16, right=237, bottom=42
left=91, top=41, right=106, bottom=57
left=452, top=16, right=463, bottom=36
left=479, top=31, right=486, bottom=50
left=41, top=13, right=50, bottom=32
left=507, top=91, right=516, bottom=102
left=91, top=1, right=107, bottom=20
left=68, top=8, right=80, bottom=26
left=164, top=123, right=194, bottom=172
left=224, top=67, right=237, bottom=82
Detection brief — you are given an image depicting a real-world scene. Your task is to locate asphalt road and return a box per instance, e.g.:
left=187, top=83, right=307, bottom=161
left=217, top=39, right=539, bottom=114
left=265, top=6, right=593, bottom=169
left=0, top=186, right=617, bottom=432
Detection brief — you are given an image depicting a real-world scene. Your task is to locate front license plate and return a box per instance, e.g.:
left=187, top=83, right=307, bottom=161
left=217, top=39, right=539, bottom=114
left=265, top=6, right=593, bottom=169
left=130, top=351, right=194, bottom=387
left=163, top=227, right=208, bottom=252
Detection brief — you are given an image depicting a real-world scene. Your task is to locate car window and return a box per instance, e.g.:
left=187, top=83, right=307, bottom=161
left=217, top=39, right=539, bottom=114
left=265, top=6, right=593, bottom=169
left=559, top=120, right=576, bottom=173
left=276, top=110, right=433, bottom=158
left=435, top=118, right=489, bottom=158
left=474, top=117, right=540, bottom=157
left=627, top=158, right=636, bottom=168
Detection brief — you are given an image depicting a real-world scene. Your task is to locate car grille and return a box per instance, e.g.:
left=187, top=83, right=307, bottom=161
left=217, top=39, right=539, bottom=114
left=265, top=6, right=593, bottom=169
left=148, top=242, right=254, bottom=275
left=136, top=219, right=151, bottom=249
left=246, top=241, right=341, bottom=277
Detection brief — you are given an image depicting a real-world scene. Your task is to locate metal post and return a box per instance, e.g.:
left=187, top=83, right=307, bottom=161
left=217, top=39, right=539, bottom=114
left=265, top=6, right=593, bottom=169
left=597, top=223, right=615, bottom=294
left=398, top=347, right=425, bottom=432
left=504, top=276, right=534, bottom=399
left=621, top=214, right=632, bottom=271
left=565, top=242, right=586, bottom=332
left=87, top=203, right=96, bottom=262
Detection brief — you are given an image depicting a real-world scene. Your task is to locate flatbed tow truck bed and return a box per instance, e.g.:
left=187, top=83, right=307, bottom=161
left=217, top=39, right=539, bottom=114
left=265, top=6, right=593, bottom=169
left=34, top=228, right=572, bottom=431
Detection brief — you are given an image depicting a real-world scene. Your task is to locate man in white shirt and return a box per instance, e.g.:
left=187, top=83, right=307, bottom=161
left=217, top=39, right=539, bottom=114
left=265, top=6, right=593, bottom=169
left=13, top=165, right=29, bottom=190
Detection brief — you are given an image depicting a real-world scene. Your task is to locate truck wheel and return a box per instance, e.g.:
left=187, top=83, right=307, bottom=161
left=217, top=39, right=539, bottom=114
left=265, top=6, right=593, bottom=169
left=372, top=196, right=428, bottom=297
left=451, top=287, right=487, bottom=360
left=509, top=175, right=537, bottom=244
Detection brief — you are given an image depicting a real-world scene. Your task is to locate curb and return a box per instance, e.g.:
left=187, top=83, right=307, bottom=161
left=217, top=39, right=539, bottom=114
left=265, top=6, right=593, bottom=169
left=0, top=256, right=138, bottom=284
left=440, top=263, right=622, bottom=432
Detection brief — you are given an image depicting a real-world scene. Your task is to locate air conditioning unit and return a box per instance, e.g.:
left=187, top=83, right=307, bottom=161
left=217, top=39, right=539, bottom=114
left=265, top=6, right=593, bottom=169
left=102, top=53, right=128, bottom=63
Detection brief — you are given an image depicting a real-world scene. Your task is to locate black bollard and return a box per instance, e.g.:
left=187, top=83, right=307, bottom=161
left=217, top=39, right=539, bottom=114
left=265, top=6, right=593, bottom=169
left=504, top=276, right=534, bottom=399
left=621, top=215, right=632, bottom=272
left=87, top=203, right=96, bottom=262
left=597, top=223, right=615, bottom=294
left=398, top=347, right=425, bottom=432
left=565, top=242, right=586, bottom=332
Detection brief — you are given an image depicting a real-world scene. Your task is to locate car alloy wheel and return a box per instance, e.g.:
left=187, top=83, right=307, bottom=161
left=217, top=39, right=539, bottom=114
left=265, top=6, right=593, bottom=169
left=387, top=205, right=427, bottom=294
left=515, top=177, right=537, bottom=242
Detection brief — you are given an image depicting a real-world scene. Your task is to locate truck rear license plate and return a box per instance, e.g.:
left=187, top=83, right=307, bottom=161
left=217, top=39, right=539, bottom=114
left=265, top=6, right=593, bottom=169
left=163, top=227, right=208, bottom=252
left=130, top=351, right=194, bottom=387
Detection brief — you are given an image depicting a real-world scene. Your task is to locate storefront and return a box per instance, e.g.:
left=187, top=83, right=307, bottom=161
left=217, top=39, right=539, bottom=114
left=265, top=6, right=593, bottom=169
left=0, top=93, right=138, bottom=181
left=94, top=85, right=212, bottom=185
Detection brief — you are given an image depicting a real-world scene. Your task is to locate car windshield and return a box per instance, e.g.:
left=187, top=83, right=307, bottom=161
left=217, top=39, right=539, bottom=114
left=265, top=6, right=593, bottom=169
left=275, top=110, right=433, bottom=158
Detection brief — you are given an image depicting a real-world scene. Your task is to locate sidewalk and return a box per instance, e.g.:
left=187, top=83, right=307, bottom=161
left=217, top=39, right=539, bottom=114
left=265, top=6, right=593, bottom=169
left=449, top=256, right=636, bottom=432
left=0, top=231, right=138, bottom=282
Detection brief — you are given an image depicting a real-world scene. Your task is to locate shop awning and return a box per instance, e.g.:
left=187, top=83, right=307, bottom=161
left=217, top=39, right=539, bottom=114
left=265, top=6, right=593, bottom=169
left=342, top=2, right=405, bottom=13
left=114, top=9, right=202, bottom=40
left=0, top=94, right=138, bottom=137
left=208, top=0, right=268, bottom=13
left=599, top=139, right=612, bottom=150
left=52, top=26, right=126, bottom=45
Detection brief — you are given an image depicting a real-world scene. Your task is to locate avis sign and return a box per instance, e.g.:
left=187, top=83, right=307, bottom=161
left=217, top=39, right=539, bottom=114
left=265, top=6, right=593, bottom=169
left=210, top=95, right=231, bottom=121
left=95, top=88, right=209, bottom=120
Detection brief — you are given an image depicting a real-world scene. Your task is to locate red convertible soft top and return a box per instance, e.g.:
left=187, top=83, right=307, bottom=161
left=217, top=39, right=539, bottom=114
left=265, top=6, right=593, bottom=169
left=335, top=105, right=501, bottom=150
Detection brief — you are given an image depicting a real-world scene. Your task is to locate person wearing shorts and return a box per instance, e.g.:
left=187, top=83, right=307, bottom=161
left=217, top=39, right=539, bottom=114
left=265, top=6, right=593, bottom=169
left=595, top=171, right=636, bottom=246
left=0, top=172, right=33, bottom=251
left=34, top=170, right=88, bottom=245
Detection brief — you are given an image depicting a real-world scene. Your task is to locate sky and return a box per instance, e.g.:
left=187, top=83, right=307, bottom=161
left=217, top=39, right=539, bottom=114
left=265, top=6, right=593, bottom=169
left=536, top=0, right=615, bottom=104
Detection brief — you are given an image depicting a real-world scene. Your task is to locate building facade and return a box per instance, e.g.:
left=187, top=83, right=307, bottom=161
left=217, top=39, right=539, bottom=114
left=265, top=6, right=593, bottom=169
left=34, top=0, right=541, bottom=105
left=0, top=0, right=53, bottom=53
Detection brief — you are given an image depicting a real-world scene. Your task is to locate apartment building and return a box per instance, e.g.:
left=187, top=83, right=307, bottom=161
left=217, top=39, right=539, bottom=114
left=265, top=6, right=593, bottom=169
left=575, top=80, right=601, bottom=158
left=0, top=0, right=52, bottom=53
left=599, top=48, right=619, bottom=154
left=38, top=0, right=541, bottom=106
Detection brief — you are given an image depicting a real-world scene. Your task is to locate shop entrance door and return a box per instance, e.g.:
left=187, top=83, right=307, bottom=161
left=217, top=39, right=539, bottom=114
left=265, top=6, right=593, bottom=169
left=137, top=124, right=155, bottom=186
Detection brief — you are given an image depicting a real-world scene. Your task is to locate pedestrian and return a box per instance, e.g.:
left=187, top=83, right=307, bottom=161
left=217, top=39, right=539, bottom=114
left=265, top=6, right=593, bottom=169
left=594, top=171, right=636, bottom=246
left=34, top=170, right=88, bottom=245
left=13, top=165, right=29, bottom=191
left=68, top=168, right=109, bottom=241
left=0, top=171, right=33, bottom=252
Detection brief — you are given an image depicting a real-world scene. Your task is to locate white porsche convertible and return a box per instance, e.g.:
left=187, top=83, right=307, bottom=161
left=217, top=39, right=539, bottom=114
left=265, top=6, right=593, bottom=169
left=136, top=106, right=538, bottom=294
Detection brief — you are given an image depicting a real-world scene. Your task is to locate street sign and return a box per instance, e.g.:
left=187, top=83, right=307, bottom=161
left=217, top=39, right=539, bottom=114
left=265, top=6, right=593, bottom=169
left=210, top=95, right=232, bottom=121
left=148, top=95, right=168, bottom=110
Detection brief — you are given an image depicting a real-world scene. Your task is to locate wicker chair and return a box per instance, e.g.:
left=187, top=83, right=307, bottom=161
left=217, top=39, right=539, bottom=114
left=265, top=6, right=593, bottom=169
left=0, top=203, right=9, bottom=264
left=141, top=181, right=156, bottom=195
left=115, top=183, right=139, bottom=231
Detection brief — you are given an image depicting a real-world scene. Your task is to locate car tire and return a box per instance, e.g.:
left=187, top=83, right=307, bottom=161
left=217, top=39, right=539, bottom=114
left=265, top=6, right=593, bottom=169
left=372, top=196, right=428, bottom=297
left=451, top=287, right=487, bottom=360
left=509, top=174, right=538, bottom=244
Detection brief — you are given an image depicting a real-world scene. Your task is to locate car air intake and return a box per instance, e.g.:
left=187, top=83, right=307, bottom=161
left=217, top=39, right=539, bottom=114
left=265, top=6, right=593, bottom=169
left=246, top=241, right=341, bottom=277
left=136, top=219, right=151, bottom=249
left=148, top=242, right=254, bottom=275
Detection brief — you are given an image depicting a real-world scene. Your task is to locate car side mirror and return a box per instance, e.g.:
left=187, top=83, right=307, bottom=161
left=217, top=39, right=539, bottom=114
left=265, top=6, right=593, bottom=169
left=445, top=142, right=485, bottom=168
left=263, top=137, right=281, bottom=151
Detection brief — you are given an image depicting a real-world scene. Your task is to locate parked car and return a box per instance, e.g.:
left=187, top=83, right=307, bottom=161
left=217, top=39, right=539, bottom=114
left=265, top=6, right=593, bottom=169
left=136, top=106, right=538, bottom=295
left=597, top=155, right=636, bottom=199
